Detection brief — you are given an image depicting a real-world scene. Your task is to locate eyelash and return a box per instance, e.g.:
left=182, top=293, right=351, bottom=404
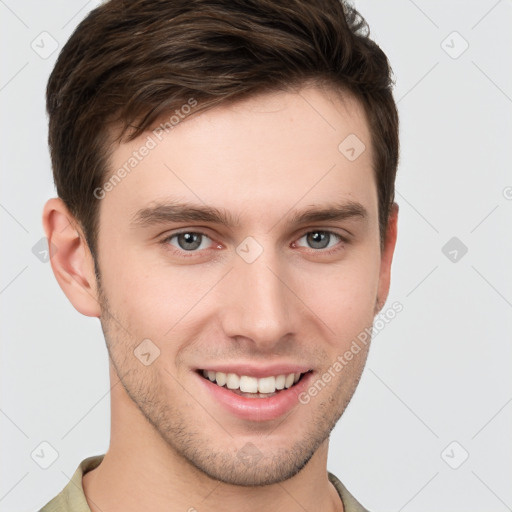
left=160, top=229, right=349, bottom=259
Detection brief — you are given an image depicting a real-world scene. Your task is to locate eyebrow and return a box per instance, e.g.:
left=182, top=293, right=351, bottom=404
left=130, top=199, right=368, bottom=229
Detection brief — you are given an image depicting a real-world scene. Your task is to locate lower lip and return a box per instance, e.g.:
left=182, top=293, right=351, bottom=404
left=196, top=371, right=314, bottom=422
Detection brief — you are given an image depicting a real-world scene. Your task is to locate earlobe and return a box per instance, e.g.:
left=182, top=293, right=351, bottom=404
left=376, top=202, right=399, bottom=314
left=42, top=198, right=101, bottom=317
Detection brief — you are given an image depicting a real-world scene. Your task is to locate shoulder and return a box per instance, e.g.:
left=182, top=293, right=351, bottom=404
left=328, top=471, right=371, bottom=512
left=37, top=455, right=105, bottom=512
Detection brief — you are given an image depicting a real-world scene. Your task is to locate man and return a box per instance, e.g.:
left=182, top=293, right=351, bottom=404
left=39, top=0, right=399, bottom=510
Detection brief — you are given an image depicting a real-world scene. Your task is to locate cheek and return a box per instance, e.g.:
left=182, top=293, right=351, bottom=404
left=99, top=247, right=216, bottom=342
left=296, top=253, right=380, bottom=341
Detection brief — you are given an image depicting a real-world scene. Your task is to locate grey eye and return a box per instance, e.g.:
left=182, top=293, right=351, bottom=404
left=298, top=231, right=340, bottom=250
left=170, top=232, right=210, bottom=251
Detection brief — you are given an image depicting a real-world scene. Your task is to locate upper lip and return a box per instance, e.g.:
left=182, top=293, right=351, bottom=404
left=197, top=364, right=312, bottom=379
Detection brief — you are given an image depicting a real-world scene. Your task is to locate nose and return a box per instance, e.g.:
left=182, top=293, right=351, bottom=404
left=219, top=245, right=299, bottom=351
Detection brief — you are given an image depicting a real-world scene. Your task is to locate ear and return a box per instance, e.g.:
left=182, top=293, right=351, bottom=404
left=42, top=198, right=101, bottom=317
left=375, top=202, right=399, bottom=314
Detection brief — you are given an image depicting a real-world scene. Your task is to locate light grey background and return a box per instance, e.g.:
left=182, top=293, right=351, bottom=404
left=1, top=1, right=511, bottom=511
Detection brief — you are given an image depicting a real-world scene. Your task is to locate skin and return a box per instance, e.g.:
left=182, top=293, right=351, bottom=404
left=43, top=85, right=398, bottom=512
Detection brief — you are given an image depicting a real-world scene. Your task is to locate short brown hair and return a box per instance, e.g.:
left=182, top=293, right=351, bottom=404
left=47, top=0, right=399, bottom=267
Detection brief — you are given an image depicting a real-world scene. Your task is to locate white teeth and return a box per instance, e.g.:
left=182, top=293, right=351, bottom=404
left=258, top=376, right=276, bottom=393
left=202, top=370, right=304, bottom=394
left=215, top=371, right=226, bottom=386
left=275, top=375, right=286, bottom=390
left=226, top=373, right=240, bottom=390
left=240, top=376, right=258, bottom=393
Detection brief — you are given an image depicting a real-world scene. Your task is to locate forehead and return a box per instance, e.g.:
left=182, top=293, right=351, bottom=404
left=102, top=86, right=376, bottom=228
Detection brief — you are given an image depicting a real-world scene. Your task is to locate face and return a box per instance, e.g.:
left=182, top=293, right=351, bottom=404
left=94, top=85, right=393, bottom=486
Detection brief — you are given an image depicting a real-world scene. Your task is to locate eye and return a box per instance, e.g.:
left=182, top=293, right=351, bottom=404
left=166, top=232, right=213, bottom=252
left=295, top=230, right=344, bottom=250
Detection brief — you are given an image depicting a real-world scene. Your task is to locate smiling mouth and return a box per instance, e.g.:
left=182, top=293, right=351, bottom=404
left=198, top=369, right=312, bottom=398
